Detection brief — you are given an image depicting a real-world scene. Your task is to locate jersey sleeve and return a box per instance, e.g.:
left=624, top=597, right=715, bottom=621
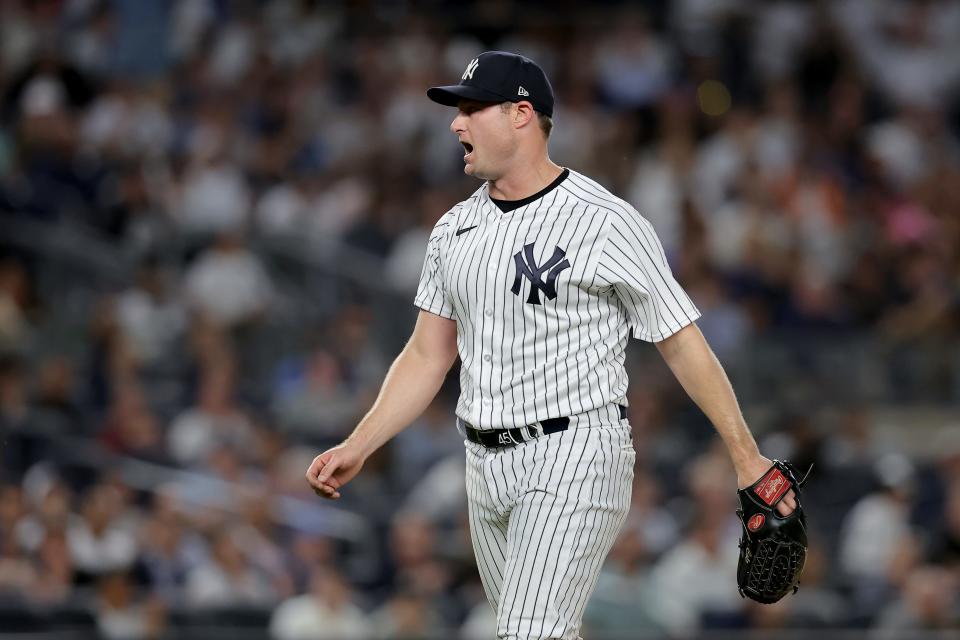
left=413, top=216, right=455, bottom=319
left=596, top=207, right=701, bottom=342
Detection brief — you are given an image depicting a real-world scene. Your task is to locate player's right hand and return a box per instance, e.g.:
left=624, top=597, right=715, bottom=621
left=737, top=454, right=798, bottom=517
left=305, top=443, right=365, bottom=500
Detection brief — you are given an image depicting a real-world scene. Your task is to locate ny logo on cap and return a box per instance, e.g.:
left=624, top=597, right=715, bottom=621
left=462, top=58, right=479, bottom=81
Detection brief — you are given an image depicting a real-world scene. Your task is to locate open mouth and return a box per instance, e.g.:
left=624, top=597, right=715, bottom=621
left=461, top=141, right=474, bottom=154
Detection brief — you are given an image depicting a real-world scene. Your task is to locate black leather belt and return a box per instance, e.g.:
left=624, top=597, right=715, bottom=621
left=461, top=405, right=627, bottom=449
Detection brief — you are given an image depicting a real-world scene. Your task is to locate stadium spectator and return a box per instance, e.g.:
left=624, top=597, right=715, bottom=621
left=137, top=509, right=197, bottom=607
left=839, top=453, right=919, bottom=616
left=648, top=450, right=743, bottom=633
left=98, top=380, right=169, bottom=464
left=166, top=359, right=254, bottom=466
left=271, top=344, right=359, bottom=440
left=927, top=478, right=960, bottom=569
left=872, top=565, right=960, bottom=639
left=269, top=565, right=371, bottom=640
left=582, top=517, right=665, bottom=637
left=184, top=528, right=276, bottom=609
left=66, top=482, right=139, bottom=579
left=390, top=395, right=464, bottom=492
left=93, top=571, right=167, bottom=640
left=28, top=527, right=73, bottom=605
left=114, top=258, right=187, bottom=369
left=0, top=259, right=32, bottom=355
left=183, top=232, right=274, bottom=329
left=0, top=532, right=35, bottom=598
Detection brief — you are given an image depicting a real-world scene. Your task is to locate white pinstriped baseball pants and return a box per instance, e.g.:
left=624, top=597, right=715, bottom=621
left=464, top=407, right=635, bottom=640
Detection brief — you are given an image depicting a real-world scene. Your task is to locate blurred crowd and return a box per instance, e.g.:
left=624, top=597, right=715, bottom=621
left=1, top=0, right=960, bottom=638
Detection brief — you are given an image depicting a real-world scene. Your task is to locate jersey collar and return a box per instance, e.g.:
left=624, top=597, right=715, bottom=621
left=488, top=168, right=570, bottom=213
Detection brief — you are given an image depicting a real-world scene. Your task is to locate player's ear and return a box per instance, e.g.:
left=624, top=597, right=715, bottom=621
left=514, top=101, right=535, bottom=129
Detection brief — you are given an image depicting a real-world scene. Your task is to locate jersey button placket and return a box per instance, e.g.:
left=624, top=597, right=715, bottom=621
left=479, top=237, right=498, bottom=418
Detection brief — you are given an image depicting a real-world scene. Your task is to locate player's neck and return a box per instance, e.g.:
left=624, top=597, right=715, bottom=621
left=487, top=156, right=563, bottom=201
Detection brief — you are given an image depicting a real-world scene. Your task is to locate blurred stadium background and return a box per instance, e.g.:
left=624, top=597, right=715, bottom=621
left=1, top=0, right=959, bottom=638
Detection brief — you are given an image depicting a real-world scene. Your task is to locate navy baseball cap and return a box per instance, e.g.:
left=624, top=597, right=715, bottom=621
left=427, top=51, right=554, bottom=117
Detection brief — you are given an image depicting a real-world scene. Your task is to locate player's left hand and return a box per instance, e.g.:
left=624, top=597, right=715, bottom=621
left=737, top=455, right=798, bottom=517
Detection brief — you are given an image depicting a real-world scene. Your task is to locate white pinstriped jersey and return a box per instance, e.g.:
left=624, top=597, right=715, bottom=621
left=414, top=169, right=700, bottom=430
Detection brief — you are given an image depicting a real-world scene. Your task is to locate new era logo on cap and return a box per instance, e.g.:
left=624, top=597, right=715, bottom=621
left=427, top=51, right=555, bottom=117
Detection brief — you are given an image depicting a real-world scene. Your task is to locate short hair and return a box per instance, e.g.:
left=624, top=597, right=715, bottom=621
left=537, top=112, right=553, bottom=139
left=501, top=102, right=553, bottom=139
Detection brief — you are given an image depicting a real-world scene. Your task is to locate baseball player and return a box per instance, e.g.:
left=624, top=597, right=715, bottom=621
left=306, top=51, right=797, bottom=640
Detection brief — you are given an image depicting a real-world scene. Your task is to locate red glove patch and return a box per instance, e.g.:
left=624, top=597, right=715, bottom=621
left=753, top=466, right=791, bottom=506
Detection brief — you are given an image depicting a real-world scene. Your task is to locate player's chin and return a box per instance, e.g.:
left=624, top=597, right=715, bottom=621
left=463, top=158, right=488, bottom=179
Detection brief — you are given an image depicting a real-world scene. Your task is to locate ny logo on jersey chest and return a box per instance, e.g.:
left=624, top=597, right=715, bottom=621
left=511, top=243, right=571, bottom=305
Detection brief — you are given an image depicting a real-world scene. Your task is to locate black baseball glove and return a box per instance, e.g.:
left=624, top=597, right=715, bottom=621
left=736, top=459, right=811, bottom=604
